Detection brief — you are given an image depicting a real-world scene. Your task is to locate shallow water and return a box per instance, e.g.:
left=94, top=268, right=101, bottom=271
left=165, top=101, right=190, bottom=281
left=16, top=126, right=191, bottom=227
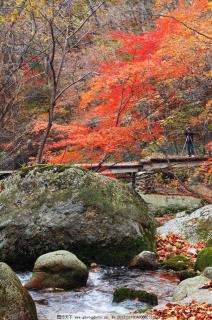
left=18, top=268, right=178, bottom=320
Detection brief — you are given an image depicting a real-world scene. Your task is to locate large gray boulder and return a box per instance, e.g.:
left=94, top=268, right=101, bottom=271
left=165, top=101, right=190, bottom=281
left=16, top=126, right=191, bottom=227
left=157, top=205, right=212, bottom=243
left=0, top=262, right=37, bottom=320
left=172, top=275, right=212, bottom=304
left=25, top=250, right=88, bottom=290
left=0, top=167, right=155, bottom=268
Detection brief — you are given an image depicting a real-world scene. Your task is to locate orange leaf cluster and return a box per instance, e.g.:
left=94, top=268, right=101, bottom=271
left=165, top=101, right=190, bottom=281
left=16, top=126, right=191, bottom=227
left=151, top=301, right=212, bottom=320
left=156, top=234, right=205, bottom=262
left=193, top=142, right=212, bottom=184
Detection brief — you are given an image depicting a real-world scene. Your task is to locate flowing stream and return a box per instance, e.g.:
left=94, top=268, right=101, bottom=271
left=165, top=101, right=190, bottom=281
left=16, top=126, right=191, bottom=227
left=18, top=268, right=178, bottom=320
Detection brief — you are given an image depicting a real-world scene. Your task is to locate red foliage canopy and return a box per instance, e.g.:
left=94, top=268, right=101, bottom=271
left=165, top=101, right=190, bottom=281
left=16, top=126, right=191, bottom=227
left=33, top=0, right=211, bottom=164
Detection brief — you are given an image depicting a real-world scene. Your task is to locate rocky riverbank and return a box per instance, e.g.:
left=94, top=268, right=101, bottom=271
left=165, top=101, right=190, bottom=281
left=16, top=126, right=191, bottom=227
left=0, top=167, right=211, bottom=319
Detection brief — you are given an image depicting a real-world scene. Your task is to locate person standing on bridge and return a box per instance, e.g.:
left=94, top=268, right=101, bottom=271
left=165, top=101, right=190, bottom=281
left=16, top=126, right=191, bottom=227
left=184, top=126, right=195, bottom=157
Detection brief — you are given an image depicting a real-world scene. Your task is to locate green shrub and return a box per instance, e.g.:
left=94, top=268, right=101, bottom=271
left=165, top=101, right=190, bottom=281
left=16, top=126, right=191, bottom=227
left=194, top=247, right=212, bottom=271
left=161, top=254, right=191, bottom=271
left=154, top=206, right=187, bottom=217
left=206, top=239, right=212, bottom=247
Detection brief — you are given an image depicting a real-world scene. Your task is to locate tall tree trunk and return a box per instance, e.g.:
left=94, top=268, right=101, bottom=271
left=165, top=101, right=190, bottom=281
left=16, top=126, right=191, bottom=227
left=36, top=101, right=55, bottom=163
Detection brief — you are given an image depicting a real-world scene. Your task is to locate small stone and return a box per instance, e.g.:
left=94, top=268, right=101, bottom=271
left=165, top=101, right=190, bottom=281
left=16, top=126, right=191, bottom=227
left=187, top=248, right=197, bottom=255
left=176, top=211, right=186, bottom=218
left=90, top=262, right=98, bottom=268
left=34, top=299, right=48, bottom=306
left=166, top=244, right=173, bottom=252
left=203, top=267, right=212, bottom=280
left=129, top=251, right=158, bottom=270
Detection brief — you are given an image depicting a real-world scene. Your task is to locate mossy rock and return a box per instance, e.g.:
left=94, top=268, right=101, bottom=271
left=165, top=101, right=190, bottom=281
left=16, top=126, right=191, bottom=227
left=0, top=168, right=155, bottom=268
left=113, top=287, right=158, bottom=305
left=136, top=307, right=150, bottom=313
left=0, top=262, right=37, bottom=320
left=153, top=206, right=187, bottom=217
left=194, top=247, right=212, bottom=271
left=25, top=250, right=88, bottom=290
left=177, top=269, right=197, bottom=281
left=161, top=255, right=192, bottom=271
left=20, top=164, right=70, bottom=176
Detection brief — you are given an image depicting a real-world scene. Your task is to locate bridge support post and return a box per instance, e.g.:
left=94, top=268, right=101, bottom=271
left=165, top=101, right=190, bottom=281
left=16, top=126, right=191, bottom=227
left=134, top=171, right=155, bottom=194
left=131, top=173, right=136, bottom=190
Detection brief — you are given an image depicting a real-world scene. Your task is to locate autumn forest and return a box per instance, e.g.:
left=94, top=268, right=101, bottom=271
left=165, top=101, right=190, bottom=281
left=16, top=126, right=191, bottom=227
left=0, top=0, right=211, bottom=168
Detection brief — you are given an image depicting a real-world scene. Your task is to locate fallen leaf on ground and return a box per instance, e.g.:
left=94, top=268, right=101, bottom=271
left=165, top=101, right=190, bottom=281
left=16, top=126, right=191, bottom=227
left=150, top=301, right=212, bottom=320
left=156, top=234, right=205, bottom=262
left=200, top=281, right=212, bottom=289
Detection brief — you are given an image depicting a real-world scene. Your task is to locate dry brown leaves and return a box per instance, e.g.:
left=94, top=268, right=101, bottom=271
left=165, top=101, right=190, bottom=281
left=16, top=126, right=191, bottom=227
left=200, top=281, right=212, bottom=290
left=151, top=301, right=212, bottom=320
left=156, top=234, right=205, bottom=262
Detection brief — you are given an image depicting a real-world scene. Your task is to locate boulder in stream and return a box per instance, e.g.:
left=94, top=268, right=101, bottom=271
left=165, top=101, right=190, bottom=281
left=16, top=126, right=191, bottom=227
left=129, top=251, right=158, bottom=270
left=113, top=287, right=158, bottom=305
left=0, top=167, right=155, bottom=268
left=172, top=275, right=212, bottom=304
left=0, top=262, right=38, bottom=320
left=25, top=250, right=88, bottom=290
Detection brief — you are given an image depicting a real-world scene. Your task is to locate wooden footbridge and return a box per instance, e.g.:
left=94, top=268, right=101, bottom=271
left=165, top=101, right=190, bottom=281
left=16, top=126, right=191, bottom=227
left=0, top=155, right=210, bottom=177
left=77, top=155, right=210, bottom=193
left=0, top=155, right=210, bottom=194
left=80, top=155, right=210, bottom=174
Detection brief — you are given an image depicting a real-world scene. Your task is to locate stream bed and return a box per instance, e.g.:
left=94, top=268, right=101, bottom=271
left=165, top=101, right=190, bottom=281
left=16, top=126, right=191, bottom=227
left=18, top=268, right=179, bottom=320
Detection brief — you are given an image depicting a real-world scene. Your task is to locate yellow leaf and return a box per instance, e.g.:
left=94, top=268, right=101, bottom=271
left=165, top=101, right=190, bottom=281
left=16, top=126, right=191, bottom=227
left=0, top=16, right=6, bottom=23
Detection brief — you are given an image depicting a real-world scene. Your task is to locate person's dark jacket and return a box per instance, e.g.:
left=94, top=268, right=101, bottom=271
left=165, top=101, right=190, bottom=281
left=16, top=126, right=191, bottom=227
left=184, top=129, right=194, bottom=142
